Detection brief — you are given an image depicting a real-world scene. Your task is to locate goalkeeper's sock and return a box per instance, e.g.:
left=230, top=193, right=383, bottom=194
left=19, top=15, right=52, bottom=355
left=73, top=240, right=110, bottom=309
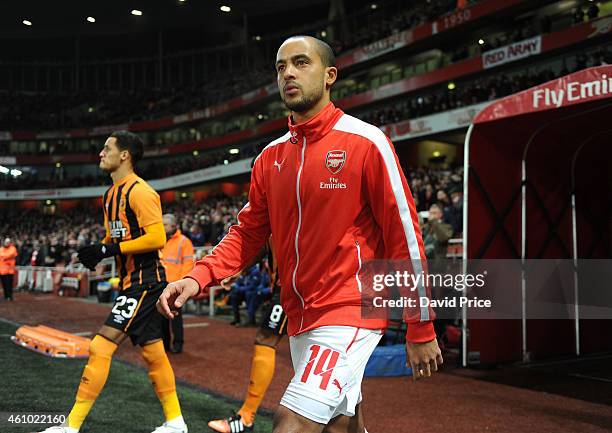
left=238, top=344, right=276, bottom=426
left=142, top=340, right=183, bottom=422
left=68, top=335, right=118, bottom=429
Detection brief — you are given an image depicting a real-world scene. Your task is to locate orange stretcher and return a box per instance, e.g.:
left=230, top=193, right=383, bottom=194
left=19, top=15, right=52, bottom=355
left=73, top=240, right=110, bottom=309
left=11, top=325, right=91, bottom=359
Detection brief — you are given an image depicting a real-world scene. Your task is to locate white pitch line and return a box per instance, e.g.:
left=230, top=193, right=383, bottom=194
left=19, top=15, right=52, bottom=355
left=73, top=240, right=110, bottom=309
left=0, top=316, right=21, bottom=326
left=569, top=373, right=612, bottom=383
left=73, top=331, right=93, bottom=337
left=184, top=322, right=210, bottom=329
left=521, top=354, right=612, bottom=368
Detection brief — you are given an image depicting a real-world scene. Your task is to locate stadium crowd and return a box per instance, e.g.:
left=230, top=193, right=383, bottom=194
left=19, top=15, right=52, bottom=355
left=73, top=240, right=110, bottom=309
left=4, top=42, right=609, bottom=191
left=358, top=68, right=562, bottom=126
left=357, top=48, right=611, bottom=124
left=0, top=0, right=466, bottom=132
left=1, top=165, right=463, bottom=264
left=0, top=194, right=245, bottom=267
left=0, top=143, right=260, bottom=190
left=1, top=164, right=463, bottom=325
left=0, top=0, right=602, bottom=136
left=0, top=208, right=106, bottom=268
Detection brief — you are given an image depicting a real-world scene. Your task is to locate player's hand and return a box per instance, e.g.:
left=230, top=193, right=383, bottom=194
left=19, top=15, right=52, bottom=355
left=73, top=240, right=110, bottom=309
left=77, top=243, right=120, bottom=271
left=220, top=273, right=241, bottom=291
left=406, top=339, right=443, bottom=382
left=157, top=278, right=200, bottom=319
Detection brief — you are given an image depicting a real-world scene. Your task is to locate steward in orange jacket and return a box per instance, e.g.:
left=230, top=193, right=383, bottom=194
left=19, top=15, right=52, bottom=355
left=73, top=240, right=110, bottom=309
left=161, top=214, right=194, bottom=353
left=0, top=237, right=18, bottom=300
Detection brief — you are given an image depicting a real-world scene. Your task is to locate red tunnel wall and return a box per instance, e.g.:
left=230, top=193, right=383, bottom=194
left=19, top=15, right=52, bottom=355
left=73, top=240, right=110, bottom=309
left=467, top=105, right=612, bottom=364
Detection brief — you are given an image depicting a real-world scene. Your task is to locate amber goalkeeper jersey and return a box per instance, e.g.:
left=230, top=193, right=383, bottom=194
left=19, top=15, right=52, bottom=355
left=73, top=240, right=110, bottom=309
left=102, top=172, right=166, bottom=290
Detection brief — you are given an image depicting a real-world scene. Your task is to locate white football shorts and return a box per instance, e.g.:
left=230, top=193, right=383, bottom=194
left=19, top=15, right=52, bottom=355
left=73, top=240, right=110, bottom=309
left=279, top=326, right=383, bottom=424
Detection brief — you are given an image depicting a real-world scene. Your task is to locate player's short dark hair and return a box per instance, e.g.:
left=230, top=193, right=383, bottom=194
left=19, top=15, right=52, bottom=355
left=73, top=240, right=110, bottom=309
left=110, top=130, right=144, bottom=167
left=313, top=37, right=335, bottom=68
left=287, top=35, right=336, bottom=68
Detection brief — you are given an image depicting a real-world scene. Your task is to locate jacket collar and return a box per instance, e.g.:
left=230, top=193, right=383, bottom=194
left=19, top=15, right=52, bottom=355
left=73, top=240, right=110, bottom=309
left=169, top=229, right=182, bottom=241
left=287, top=102, right=344, bottom=144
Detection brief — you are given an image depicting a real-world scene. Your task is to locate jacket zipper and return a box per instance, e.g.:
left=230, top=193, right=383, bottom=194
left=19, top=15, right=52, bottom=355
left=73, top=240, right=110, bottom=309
left=292, top=136, right=307, bottom=332
left=355, top=240, right=362, bottom=292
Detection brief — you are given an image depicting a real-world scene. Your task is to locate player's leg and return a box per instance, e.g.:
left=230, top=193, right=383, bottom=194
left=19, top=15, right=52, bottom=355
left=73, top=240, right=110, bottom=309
left=208, top=295, right=287, bottom=433
left=135, top=286, right=187, bottom=433
left=208, top=330, right=281, bottom=433
left=0, top=274, right=13, bottom=301
left=273, top=405, right=325, bottom=433
left=140, top=336, right=186, bottom=432
left=45, top=326, right=127, bottom=433
left=245, top=331, right=283, bottom=414
left=5, top=273, right=14, bottom=300
left=160, top=315, right=174, bottom=352
left=323, top=404, right=365, bottom=433
left=170, top=308, right=183, bottom=353
left=238, top=297, right=286, bottom=422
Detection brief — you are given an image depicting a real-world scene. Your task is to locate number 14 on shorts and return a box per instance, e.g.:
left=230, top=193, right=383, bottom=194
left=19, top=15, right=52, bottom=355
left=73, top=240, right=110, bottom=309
left=300, top=345, right=341, bottom=391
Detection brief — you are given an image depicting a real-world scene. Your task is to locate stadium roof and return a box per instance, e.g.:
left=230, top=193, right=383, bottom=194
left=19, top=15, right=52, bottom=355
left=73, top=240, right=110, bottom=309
left=1, top=0, right=365, bottom=60
left=0, top=0, right=336, bottom=38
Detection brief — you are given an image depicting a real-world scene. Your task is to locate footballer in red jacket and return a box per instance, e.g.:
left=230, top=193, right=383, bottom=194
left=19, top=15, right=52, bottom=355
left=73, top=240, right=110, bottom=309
left=158, top=35, right=443, bottom=433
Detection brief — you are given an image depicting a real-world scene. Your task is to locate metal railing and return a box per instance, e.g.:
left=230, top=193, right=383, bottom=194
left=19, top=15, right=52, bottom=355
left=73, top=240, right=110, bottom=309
left=15, top=257, right=116, bottom=293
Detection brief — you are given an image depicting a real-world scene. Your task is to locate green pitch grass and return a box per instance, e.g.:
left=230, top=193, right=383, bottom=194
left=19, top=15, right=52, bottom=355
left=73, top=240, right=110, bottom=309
left=0, top=321, right=273, bottom=433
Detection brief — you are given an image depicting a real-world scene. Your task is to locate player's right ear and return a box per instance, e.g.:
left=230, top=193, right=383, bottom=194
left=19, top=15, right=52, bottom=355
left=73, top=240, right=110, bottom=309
left=325, top=66, right=337, bottom=89
left=120, top=150, right=130, bottom=163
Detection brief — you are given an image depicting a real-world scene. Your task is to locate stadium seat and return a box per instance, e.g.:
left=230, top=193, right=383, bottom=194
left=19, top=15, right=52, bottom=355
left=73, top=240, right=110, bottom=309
left=446, top=239, right=463, bottom=258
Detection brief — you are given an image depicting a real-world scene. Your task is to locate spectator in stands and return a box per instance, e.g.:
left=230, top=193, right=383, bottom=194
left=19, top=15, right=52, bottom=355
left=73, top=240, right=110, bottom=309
left=422, top=203, right=453, bottom=261
left=188, top=224, right=206, bottom=247
left=30, top=241, right=43, bottom=267
left=449, top=185, right=464, bottom=235
left=422, top=184, right=435, bottom=212
left=421, top=202, right=454, bottom=344
left=436, top=189, right=455, bottom=231
left=575, top=52, right=588, bottom=71
left=0, top=237, right=18, bottom=301
left=587, top=2, right=600, bottom=20
left=573, top=6, right=585, bottom=24
left=77, top=229, right=90, bottom=247
left=229, top=265, right=264, bottom=327
left=602, top=46, right=612, bottom=65
left=16, top=239, right=31, bottom=266
left=44, top=235, right=64, bottom=267
left=208, top=212, right=226, bottom=245
left=67, top=232, right=79, bottom=250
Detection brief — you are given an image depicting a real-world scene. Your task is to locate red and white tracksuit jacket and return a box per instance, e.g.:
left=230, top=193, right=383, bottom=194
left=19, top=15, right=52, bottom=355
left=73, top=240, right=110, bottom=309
left=188, top=102, right=435, bottom=342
